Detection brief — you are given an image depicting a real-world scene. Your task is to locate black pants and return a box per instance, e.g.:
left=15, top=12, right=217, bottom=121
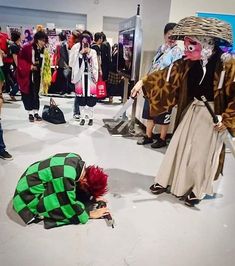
left=55, top=68, right=69, bottom=94
left=76, top=73, right=97, bottom=107
left=21, top=72, right=40, bottom=111
left=2, top=63, right=14, bottom=93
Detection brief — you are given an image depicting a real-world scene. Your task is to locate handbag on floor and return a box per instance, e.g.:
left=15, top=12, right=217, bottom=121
left=42, top=98, right=66, bottom=124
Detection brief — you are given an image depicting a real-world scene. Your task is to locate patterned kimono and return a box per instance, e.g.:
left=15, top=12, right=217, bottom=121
left=143, top=52, right=235, bottom=199
left=13, top=153, right=89, bottom=229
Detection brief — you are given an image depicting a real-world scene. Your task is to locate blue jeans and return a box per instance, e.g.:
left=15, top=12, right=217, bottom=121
left=74, top=96, right=81, bottom=116
left=0, top=121, right=6, bottom=153
left=10, top=83, right=19, bottom=97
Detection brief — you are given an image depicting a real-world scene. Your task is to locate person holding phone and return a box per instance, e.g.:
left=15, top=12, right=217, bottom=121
left=71, top=31, right=98, bottom=126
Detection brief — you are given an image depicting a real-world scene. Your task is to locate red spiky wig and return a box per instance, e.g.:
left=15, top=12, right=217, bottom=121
left=85, top=166, right=108, bottom=198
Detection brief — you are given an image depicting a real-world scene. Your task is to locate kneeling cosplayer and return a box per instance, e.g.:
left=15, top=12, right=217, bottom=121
left=13, top=153, right=109, bottom=229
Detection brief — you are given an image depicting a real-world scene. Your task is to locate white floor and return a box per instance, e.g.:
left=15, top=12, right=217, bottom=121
left=0, top=95, right=235, bottom=266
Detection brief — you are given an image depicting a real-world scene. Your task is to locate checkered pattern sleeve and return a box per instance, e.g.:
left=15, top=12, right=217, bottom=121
left=62, top=177, right=90, bottom=224
left=13, top=152, right=89, bottom=229
left=36, top=177, right=89, bottom=228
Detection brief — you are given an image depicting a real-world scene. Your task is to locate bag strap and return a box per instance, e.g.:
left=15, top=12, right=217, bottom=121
left=50, top=97, right=57, bottom=106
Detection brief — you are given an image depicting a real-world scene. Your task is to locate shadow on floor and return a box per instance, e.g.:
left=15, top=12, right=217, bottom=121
left=106, top=168, right=154, bottom=196
left=6, top=200, right=26, bottom=227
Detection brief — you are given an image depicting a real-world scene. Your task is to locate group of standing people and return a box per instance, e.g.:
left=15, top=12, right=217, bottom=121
left=2, top=15, right=235, bottom=231
left=2, top=15, right=235, bottom=225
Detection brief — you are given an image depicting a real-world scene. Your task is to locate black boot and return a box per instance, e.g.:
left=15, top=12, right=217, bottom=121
left=34, top=113, right=42, bottom=121
left=29, top=114, right=34, bottom=122
left=151, top=138, right=167, bottom=148
left=88, top=119, right=93, bottom=126
left=80, top=119, right=85, bottom=126
left=137, top=136, right=153, bottom=145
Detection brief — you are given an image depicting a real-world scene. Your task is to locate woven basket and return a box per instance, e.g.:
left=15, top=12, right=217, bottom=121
left=171, top=16, right=232, bottom=47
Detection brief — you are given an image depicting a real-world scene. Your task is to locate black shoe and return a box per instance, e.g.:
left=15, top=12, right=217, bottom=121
left=34, top=113, right=42, bottom=121
left=184, top=192, right=200, bottom=207
left=152, top=134, right=160, bottom=140
left=149, top=183, right=167, bottom=194
left=151, top=138, right=167, bottom=149
left=137, top=136, right=153, bottom=145
left=80, top=119, right=85, bottom=126
left=0, top=150, right=13, bottom=161
left=29, top=114, right=34, bottom=122
left=88, top=119, right=93, bottom=126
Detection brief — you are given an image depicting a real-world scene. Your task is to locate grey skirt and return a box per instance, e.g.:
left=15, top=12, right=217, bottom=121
left=154, top=99, right=224, bottom=199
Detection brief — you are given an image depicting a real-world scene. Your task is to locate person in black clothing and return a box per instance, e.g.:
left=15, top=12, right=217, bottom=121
left=0, top=90, right=13, bottom=160
left=100, top=32, right=111, bottom=82
left=54, top=32, right=70, bottom=95
left=107, top=43, right=125, bottom=102
left=8, top=31, right=21, bottom=101
left=91, top=32, right=103, bottom=77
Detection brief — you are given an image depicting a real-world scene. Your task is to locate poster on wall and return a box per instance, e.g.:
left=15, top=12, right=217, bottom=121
left=22, top=27, right=34, bottom=45
left=46, top=28, right=59, bottom=63
left=197, top=12, right=235, bottom=52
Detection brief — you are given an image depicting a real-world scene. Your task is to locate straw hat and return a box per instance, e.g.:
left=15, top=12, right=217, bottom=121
left=171, top=16, right=232, bottom=47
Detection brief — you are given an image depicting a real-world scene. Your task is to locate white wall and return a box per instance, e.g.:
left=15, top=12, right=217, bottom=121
left=0, top=0, right=171, bottom=51
left=0, top=6, right=86, bottom=30
left=169, top=0, right=235, bottom=22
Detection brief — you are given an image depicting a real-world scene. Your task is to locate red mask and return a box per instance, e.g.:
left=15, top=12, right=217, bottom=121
left=184, top=37, right=202, bottom=61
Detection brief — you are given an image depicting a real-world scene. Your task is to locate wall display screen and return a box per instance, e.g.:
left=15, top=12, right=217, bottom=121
left=197, top=12, right=235, bottom=52
left=117, top=29, right=135, bottom=77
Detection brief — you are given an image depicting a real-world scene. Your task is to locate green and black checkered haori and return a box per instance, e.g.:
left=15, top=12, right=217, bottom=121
left=13, top=153, right=89, bottom=229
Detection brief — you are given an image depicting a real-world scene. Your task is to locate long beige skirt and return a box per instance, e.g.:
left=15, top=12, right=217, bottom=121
left=155, top=99, right=224, bottom=199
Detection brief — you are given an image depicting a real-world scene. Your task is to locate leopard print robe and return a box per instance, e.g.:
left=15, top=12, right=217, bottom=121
left=142, top=55, right=235, bottom=179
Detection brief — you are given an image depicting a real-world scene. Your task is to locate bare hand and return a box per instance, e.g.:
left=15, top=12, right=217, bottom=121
left=131, top=80, right=143, bottom=98
left=31, top=65, right=37, bottom=71
left=89, top=207, right=109, bottom=219
left=81, top=48, right=90, bottom=54
left=214, top=122, right=227, bottom=132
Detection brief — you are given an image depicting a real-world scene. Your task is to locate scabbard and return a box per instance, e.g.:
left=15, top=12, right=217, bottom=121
left=113, top=98, right=134, bottom=120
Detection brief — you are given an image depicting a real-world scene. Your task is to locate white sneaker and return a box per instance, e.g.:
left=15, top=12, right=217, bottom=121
left=73, top=114, right=81, bottom=121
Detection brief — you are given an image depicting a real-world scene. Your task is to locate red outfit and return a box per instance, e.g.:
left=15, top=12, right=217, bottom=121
left=17, top=43, right=33, bottom=94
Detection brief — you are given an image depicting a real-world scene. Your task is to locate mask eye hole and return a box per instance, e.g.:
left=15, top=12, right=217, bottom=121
left=188, top=45, right=195, bottom=52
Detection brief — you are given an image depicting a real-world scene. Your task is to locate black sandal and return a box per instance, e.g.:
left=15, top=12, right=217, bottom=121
left=184, top=192, right=200, bottom=207
left=149, top=183, right=167, bottom=195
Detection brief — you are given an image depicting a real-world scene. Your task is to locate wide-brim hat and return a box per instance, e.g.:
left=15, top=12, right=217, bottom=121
left=171, top=16, right=233, bottom=47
